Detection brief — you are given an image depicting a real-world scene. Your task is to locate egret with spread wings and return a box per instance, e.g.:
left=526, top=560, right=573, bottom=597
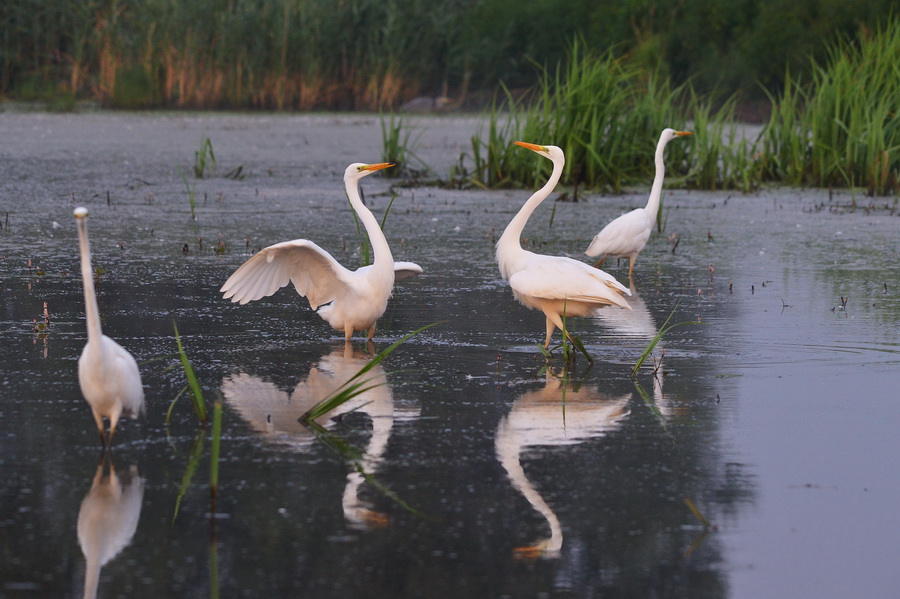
left=221, top=163, right=421, bottom=342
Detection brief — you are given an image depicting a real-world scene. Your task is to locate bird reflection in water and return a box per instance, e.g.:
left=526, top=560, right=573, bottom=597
left=221, top=344, right=417, bottom=529
left=496, top=371, right=630, bottom=559
left=77, top=458, right=144, bottom=599
left=595, top=286, right=685, bottom=420
left=592, top=283, right=658, bottom=344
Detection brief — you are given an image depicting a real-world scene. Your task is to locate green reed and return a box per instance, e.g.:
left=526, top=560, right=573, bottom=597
left=168, top=321, right=208, bottom=424
left=299, top=323, right=438, bottom=424
left=760, top=21, right=900, bottom=195
left=380, top=113, right=429, bottom=178
left=631, top=304, right=697, bottom=378
left=466, top=40, right=746, bottom=192
left=194, top=137, right=216, bottom=178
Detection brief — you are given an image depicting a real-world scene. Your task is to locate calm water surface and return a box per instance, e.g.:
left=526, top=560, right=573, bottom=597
left=1, top=113, right=898, bottom=598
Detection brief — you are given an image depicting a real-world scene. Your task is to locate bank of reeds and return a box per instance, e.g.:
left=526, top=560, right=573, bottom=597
left=1, top=0, right=472, bottom=110
left=465, top=41, right=757, bottom=192
left=464, top=21, right=898, bottom=195
left=759, top=23, right=900, bottom=195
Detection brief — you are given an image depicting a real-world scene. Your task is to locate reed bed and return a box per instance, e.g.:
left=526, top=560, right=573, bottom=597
left=759, top=23, right=900, bottom=195
left=3, top=0, right=892, bottom=112
left=464, top=41, right=757, bottom=192
left=462, top=20, right=898, bottom=195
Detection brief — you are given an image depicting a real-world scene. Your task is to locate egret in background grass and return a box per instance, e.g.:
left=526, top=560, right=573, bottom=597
left=221, top=163, right=422, bottom=343
left=585, top=128, right=692, bottom=279
left=496, top=142, right=631, bottom=349
left=74, top=207, right=145, bottom=447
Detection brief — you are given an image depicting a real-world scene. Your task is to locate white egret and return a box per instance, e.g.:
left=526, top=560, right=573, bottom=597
left=220, top=163, right=422, bottom=342
left=496, top=142, right=631, bottom=349
left=74, top=207, right=145, bottom=447
left=585, top=128, right=692, bottom=278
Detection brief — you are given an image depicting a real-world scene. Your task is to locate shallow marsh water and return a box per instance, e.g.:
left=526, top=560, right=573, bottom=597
left=1, top=112, right=898, bottom=598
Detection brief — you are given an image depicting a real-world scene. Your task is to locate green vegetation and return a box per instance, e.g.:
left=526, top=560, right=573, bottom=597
left=299, top=323, right=439, bottom=423
left=194, top=137, right=216, bottom=178
left=2, top=1, right=896, bottom=194
left=759, top=23, right=900, bottom=195
left=632, top=305, right=698, bottom=378
left=168, top=320, right=208, bottom=424
left=459, top=23, right=899, bottom=195
left=1, top=0, right=891, bottom=110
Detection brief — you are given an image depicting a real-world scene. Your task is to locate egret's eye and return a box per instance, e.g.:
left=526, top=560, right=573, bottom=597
left=357, top=165, right=367, bottom=172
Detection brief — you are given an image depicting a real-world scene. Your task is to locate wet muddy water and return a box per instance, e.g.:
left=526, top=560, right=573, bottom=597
left=1, top=112, right=898, bottom=598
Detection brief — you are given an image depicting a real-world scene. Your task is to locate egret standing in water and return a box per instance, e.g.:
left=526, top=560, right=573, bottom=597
left=221, top=162, right=421, bottom=343
left=496, top=142, right=631, bottom=349
left=74, top=207, right=145, bottom=447
left=585, top=128, right=692, bottom=279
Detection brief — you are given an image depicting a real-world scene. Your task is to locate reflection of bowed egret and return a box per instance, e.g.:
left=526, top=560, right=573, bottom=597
left=74, top=207, right=144, bottom=447
left=221, top=163, right=422, bottom=343
left=585, top=129, right=692, bottom=279
left=496, top=373, right=630, bottom=558
left=77, top=460, right=144, bottom=599
left=221, top=345, right=417, bottom=528
left=496, top=142, right=631, bottom=348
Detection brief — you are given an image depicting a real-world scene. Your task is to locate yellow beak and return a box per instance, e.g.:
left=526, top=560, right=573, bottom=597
left=513, top=141, right=547, bottom=153
left=362, top=162, right=394, bottom=172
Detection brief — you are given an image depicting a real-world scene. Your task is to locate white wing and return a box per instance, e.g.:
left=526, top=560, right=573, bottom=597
left=220, top=240, right=354, bottom=309
left=393, top=261, right=423, bottom=282
left=509, top=256, right=631, bottom=309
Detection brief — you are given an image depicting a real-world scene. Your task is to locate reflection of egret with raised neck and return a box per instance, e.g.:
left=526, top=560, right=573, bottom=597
left=77, top=459, right=144, bottom=599
left=496, top=142, right=631, bottom=349
left=74, top=207, right=145, bottom=447
left=221, top=345, right=417, bottom=528
left=496, top=372, right=630, bottom=558
left=221, top=163, right=422, bottom=343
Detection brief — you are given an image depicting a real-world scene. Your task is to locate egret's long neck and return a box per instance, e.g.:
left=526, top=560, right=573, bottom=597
left=496, top=155, right=564, bottom=265
left=645, top=135, right=670, bottom=217
left=77, top=219, right=104, bottom=342
left=347, top=179, right=393, bottom=274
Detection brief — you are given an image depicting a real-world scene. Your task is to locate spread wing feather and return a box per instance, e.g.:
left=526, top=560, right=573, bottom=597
left=220, top=240, right=354, bottom=309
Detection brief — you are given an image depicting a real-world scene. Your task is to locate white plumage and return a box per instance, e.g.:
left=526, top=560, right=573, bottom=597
left=74, top=207, right=144, bottom=447
left=496, top=142, right=631, bottom=349
left=585, top=128, right=692, bottom=278
left=221, top=163, right=422, bottom=342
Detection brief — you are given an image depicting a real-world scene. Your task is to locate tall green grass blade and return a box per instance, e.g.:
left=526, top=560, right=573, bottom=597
left=299, top=322, right=440, bottom=423
left=172, top=428, right=206, bottom=523
left=181, top=174, right=197, bottom=221
left=210, top=398, right=223, bottom=512
left=173, top=321, right=208, bottom=424
left=631, top=305, right=698, bottom=377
